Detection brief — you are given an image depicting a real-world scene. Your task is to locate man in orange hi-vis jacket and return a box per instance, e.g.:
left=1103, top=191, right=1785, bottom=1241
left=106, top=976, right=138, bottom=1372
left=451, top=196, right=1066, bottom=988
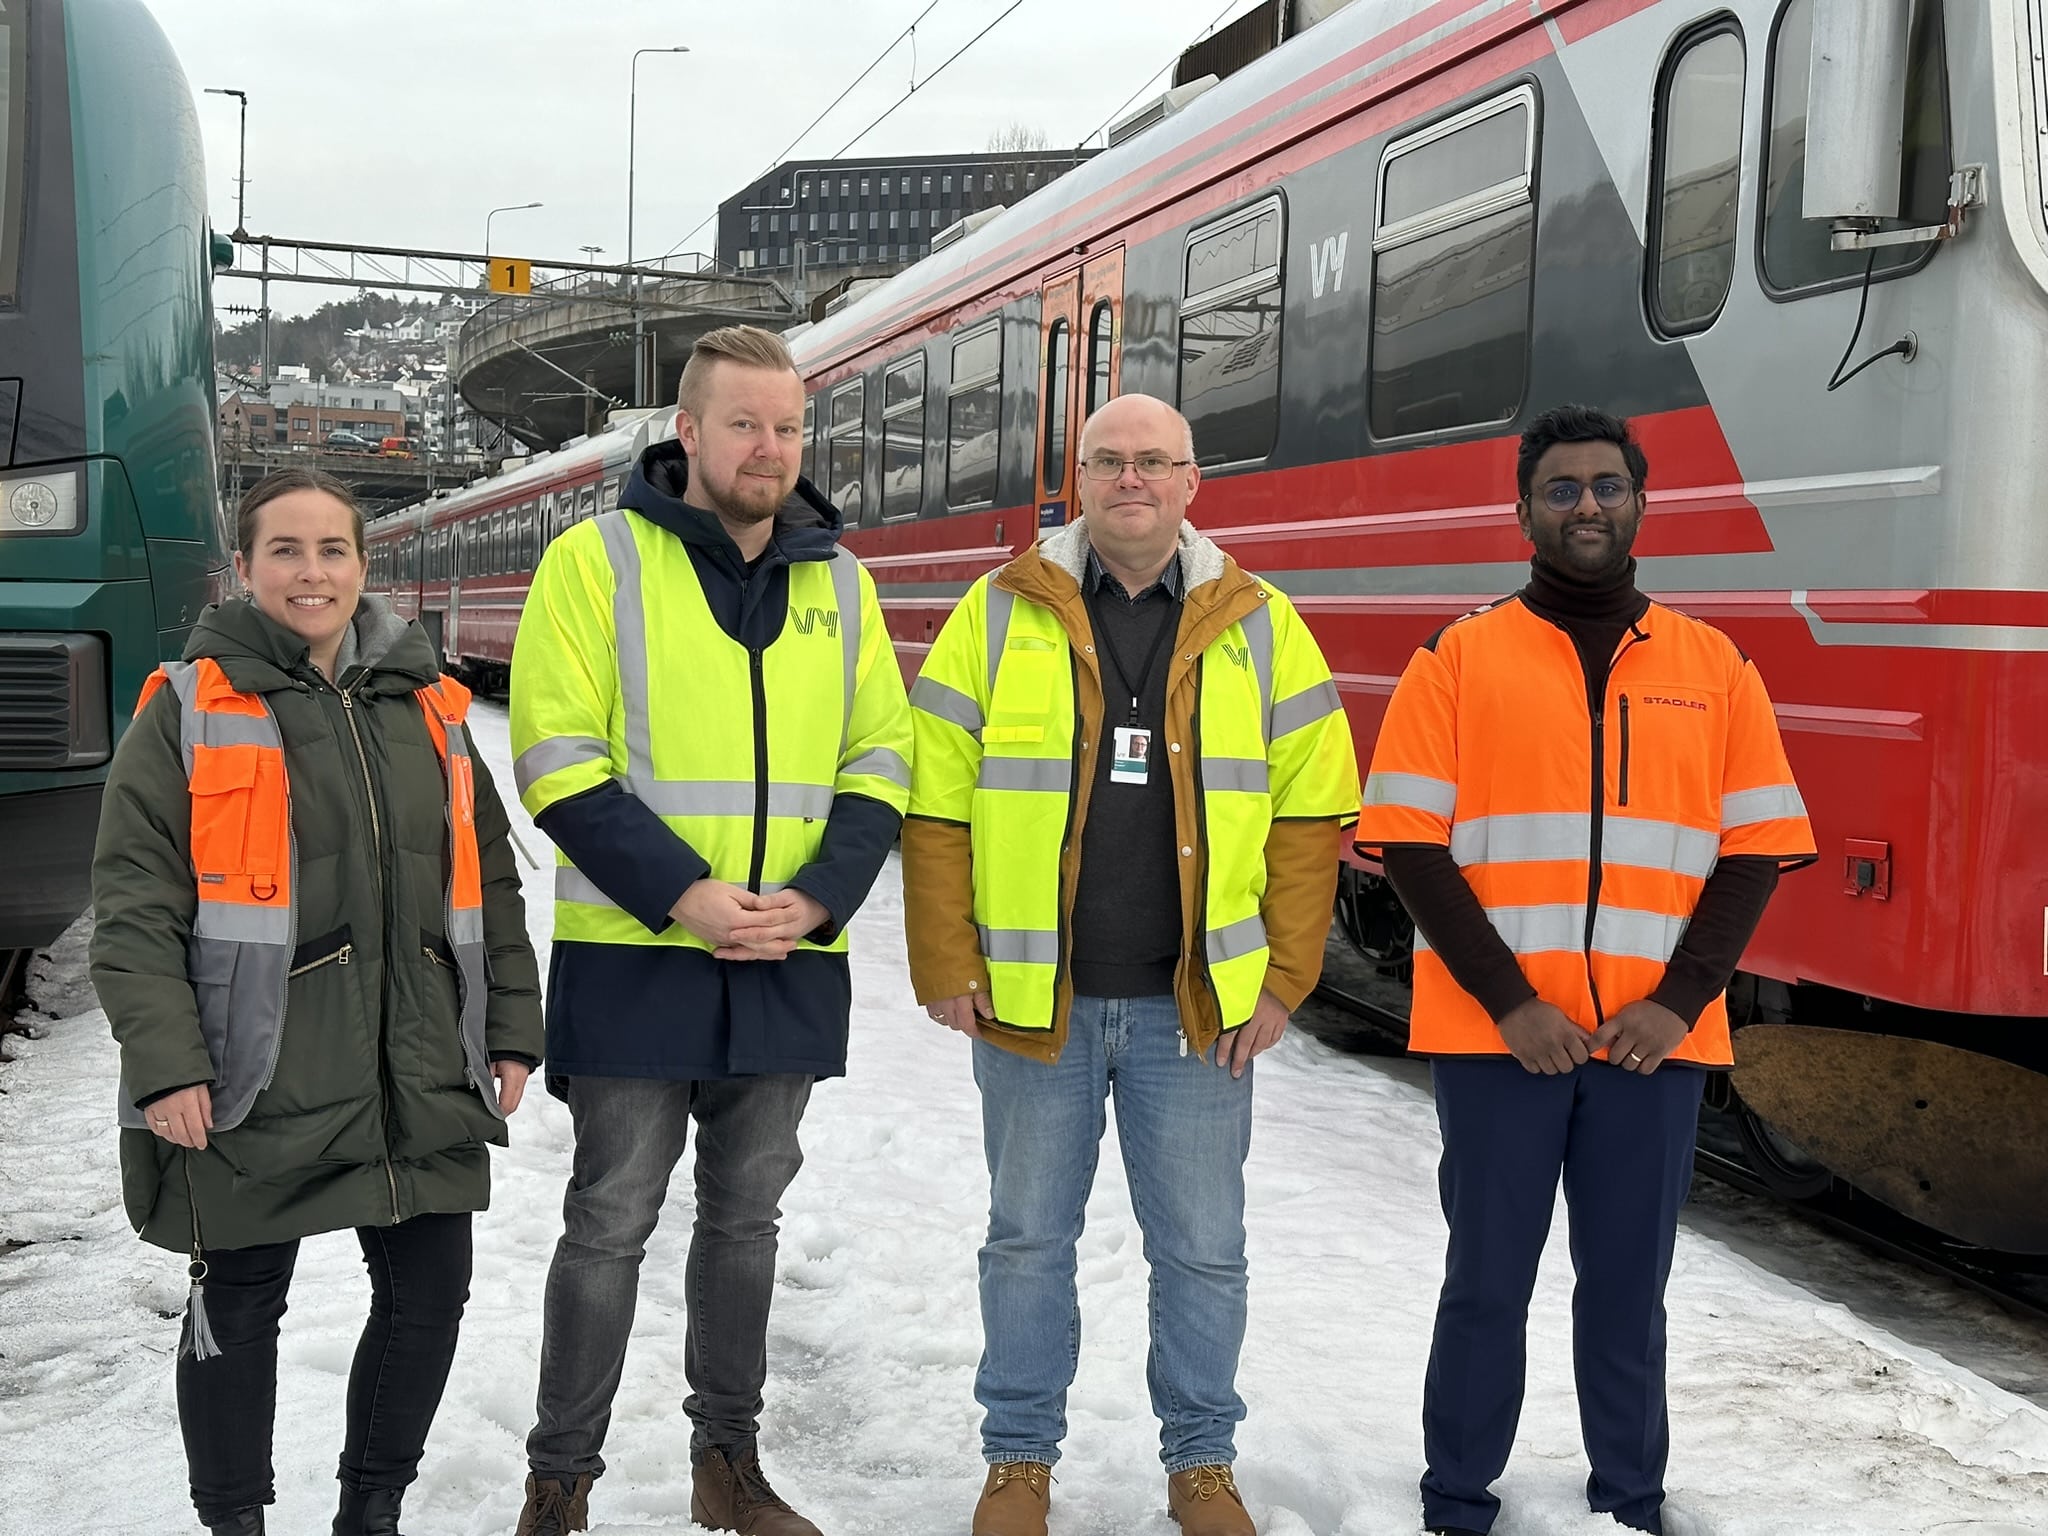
left=1354, top=406, right=1815, bottom=1536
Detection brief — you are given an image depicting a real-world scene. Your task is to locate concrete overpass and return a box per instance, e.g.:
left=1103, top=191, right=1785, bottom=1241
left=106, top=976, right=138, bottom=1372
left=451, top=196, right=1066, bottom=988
left=220, top=445, right=475, bottom=519
left=451, top=271, right=804, bottom=451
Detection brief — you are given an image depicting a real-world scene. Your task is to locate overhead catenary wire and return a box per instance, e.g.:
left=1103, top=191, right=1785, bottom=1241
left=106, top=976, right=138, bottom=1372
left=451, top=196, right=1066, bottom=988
left=827, top=0, right=1029, bottom=160
left=1074, top=0, right=1249, bottom=150
left=650, top=0, right=952, bottom=263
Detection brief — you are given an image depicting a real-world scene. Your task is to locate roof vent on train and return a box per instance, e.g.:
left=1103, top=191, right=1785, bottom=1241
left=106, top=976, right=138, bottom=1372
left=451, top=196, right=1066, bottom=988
left=1109, top=76, right=1218, bottom=149
left=931, top=204, right=1009, bottom=254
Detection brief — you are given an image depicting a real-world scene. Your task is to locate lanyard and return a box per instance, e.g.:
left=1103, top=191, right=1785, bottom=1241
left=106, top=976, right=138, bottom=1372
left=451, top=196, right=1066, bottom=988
left=1094, top=591, right=1177, bottom=728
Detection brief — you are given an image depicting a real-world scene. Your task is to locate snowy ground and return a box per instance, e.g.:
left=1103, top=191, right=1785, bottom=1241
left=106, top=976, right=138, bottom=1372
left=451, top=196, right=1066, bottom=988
left=3, top=700, right=2046, bottom=1536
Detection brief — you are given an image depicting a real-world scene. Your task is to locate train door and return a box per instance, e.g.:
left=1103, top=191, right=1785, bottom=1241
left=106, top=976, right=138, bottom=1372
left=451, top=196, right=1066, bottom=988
left=1034, top=249, right=1126, bottom=532
left=1034, top=270, right=1083, bottom=533
left=446, top=521, right=463, bottom=662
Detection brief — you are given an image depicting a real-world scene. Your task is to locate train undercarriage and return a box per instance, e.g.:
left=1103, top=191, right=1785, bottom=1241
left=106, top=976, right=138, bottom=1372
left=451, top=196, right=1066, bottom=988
left=1331, top=866, right=2048, bottom=1257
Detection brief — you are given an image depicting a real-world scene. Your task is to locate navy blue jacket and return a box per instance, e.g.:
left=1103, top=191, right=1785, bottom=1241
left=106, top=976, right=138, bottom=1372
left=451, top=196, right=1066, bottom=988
left=536, top=441, right=902, bottom=1086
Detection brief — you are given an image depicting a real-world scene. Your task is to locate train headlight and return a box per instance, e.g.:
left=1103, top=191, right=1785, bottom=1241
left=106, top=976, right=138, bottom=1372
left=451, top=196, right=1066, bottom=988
left=0, top=471, right=81, bottom=533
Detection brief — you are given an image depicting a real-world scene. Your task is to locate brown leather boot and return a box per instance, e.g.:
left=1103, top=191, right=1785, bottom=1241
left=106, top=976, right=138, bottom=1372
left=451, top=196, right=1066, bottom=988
left=1167, top=1465, right=1256, bottom=1535
left=970, top=1461, right=1052, bottom=1536
left=690, top=1446, right=822, bottom=1535
left=513, top=1473, right=591, bottom=1536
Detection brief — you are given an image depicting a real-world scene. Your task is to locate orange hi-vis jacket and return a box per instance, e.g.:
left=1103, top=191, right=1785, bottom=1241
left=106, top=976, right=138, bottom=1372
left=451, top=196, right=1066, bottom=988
left=127, top=657, right=487, bottom=1131
left=1354, top=596, right=1815, bottom=1067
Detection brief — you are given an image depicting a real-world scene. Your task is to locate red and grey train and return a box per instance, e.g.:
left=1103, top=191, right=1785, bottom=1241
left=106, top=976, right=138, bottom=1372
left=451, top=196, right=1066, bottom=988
left=370, top=0, right=2048, bottom=1251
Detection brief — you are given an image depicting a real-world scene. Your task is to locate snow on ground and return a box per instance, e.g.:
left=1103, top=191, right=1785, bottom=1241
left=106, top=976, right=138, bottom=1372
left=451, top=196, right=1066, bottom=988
left=3, top=699, right=2046, bottom=1536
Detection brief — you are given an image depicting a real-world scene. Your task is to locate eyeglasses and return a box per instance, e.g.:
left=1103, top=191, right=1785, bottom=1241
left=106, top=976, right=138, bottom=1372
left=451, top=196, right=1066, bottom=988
left=1540, top=476, right=1636, bottom=513
left=1082, top=452, right=1194, bottom=482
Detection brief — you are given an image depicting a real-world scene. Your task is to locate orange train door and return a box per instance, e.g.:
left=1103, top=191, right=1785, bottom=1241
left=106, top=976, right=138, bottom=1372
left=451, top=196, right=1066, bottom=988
left=1033, top=247, right=1125, bottom=534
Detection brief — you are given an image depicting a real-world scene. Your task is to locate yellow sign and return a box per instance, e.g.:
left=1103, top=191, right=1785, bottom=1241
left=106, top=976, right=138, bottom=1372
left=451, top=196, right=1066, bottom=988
left=488, top=257, right=532, bottom=295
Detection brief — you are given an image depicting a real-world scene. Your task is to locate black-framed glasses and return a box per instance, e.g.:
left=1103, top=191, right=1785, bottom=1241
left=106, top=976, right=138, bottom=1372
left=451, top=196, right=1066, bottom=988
left=1082, top=452, right=1194, bottom=482
left=1540, top=476, right=1636, bottom=513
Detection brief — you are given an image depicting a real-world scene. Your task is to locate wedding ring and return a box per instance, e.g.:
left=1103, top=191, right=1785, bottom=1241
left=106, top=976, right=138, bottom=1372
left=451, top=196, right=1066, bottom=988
left=1625, top=1051, right=1644, bottom=1064
left=152, top=1117, right=170, bottom=1126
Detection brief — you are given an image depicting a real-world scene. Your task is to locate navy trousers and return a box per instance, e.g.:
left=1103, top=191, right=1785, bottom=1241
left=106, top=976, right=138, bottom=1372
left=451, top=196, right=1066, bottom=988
left=1420, top=1056, right=1705, bottom=1536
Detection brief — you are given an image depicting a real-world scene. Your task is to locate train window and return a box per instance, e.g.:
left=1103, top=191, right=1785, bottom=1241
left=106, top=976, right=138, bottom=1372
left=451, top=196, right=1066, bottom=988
left=1761, top=0, right=1948, bottom=297
left=947, top=322, right=1002, bottom=508
left=578, top=484, right=597, bottom=522
left=1042, top=319, right=1071, bottom=494
left=1651, top=24, right=1746, bottom=334
left=1370, top=86, right=1537, bottom=440
left=882, top=356, right=925, bottom=520
left=803, top=395, right=818, bottom=482
left=1180, top=198, right=1285, bottom=467
left=1087, top=301, right=1115, bottom=417
left=521, top=501, right=539, bottom=565
left=829, top=378, right=865, bottom=522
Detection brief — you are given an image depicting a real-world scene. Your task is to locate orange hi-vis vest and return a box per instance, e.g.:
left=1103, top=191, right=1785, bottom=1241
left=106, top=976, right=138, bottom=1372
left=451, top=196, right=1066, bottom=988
left=122, top=658, right=488, bottom=1132
left=1354, top=597, right=1815, bottom=1067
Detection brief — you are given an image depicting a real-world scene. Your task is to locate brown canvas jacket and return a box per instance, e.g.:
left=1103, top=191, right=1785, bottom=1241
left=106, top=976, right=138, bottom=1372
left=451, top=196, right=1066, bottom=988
left=903, top=519, right=1344, bottom=1063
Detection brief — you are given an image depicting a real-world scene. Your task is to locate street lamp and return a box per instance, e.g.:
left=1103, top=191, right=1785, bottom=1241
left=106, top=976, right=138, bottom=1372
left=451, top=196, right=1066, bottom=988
left=485, top=201, right=543, bottom=258
left=203, top=87, right=249, bottom=236
left=628, top=45, right=690, bottom=408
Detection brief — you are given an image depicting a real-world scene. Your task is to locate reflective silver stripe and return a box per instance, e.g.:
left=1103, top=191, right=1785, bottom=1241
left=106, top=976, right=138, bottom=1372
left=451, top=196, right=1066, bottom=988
left=985, top=584, right=1016, bottom=696
left=827, top=547, right=862, bottom=756
left=192, top=898, right=292, bottom=944
left=1271, top=678, right=1343, bottom=737
left=842, top=745, right=912, bottom=789
left=594, top=512, right=656, bottom=786
left=1425, top=902, right=1588, bottom=956
left=1722, top=784, right=1808, bottom=829
left=556, top=866, right=621, bottom=908
left=979, top=924, right=1060, bottom=965
left=1415, top=901, right=1687, bottom=964
left=514, top=735, right=611, bottom=795
left=911, top=675, right=984, bottom=736
left=1205, top=913, right=1268, bottom=964
left=1593, top=905, right=1690, bottom=963
left=1362, top=771, right=1457, bottom=818
left=1602, top=817, right=1721, bottom=880
left=448, top=906, right=485, bottom=946
left=976, top=757, right=1070, bottom=792
left=1240, top=602, right=1275, bottom=739
left=1202, top=756, right=1270, bottom=794
left=633, top=780, right=836, bottom=819
left=194, top=712, right=280, bottom=750
left=1451, top=812, right=1587, bottom=866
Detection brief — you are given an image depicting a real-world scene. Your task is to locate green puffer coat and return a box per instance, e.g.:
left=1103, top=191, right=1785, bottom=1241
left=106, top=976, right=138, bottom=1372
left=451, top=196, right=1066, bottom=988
left=90, top=594, right=544, bottom=1253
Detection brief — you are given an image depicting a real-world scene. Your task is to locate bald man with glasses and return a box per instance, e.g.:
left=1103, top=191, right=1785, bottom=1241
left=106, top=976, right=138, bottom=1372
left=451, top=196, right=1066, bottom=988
left=903, top=393, right=1360, bottom=1536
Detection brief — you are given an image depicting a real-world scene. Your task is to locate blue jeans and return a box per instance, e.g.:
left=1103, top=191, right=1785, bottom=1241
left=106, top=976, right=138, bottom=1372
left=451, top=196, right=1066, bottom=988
left=972, top=994, right=1255, bottom=1473
left=1421, top=1056, right=1706, bottom=1536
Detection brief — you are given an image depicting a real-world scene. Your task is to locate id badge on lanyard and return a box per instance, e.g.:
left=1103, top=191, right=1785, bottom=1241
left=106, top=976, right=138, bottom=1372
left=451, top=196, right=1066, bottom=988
left=1111, top=724, right=1152, bottom=785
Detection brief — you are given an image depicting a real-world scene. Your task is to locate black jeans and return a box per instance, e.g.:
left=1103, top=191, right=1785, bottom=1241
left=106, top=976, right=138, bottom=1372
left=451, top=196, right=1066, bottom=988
left=527, top=1074, right=813, bottom=1480
left=178, top=1211, right=473, bottom=1525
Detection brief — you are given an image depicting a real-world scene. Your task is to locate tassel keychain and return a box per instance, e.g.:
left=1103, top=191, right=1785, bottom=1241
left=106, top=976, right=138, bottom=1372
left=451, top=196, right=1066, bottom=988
left=180, top=1253, right=222, bottom=1361
left=178, top=1152, right=222, bottom=1361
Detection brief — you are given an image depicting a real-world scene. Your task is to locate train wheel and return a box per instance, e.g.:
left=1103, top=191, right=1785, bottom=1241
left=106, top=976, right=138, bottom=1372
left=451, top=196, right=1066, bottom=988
left=1734, top=1096, right=1832, bottom=1201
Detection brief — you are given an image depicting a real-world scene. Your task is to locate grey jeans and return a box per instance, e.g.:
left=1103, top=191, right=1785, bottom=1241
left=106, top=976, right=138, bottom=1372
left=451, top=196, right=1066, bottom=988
left=526, top=1073, right=813, bottom=1479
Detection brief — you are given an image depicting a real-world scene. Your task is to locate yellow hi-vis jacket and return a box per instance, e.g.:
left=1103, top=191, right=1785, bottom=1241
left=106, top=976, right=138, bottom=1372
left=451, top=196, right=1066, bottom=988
left=903, top=519, right=1360, bottom=1062
left=510, top=509, right=912, bottom=950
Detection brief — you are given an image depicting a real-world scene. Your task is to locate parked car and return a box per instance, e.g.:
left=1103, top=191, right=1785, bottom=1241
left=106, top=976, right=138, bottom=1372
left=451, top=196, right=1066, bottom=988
left=325, top=429, right=376, bottom=453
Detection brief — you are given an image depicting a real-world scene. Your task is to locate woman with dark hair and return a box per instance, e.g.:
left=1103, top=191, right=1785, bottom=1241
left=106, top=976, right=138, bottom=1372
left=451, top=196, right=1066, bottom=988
left=90, top=468, right=545, bottom=1536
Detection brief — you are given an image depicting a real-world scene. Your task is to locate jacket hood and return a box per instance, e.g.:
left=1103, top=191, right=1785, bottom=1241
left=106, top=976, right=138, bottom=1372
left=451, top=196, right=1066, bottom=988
left=185, top=590, right=440, bottom=694
left=998, top=516, right=1267, bottom=661
left=622, top=439, right=843, bottom=563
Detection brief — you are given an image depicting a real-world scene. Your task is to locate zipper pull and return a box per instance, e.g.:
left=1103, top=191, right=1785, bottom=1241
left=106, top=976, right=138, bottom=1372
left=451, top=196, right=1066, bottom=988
left=1179, top=1030, right=1188, bottom=1058
left=338, top=943, right=352, bottom=967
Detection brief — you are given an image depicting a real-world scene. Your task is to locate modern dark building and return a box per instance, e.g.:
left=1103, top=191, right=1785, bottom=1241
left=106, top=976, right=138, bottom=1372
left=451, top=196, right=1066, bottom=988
left=716, top=150, right=1100, bottom=285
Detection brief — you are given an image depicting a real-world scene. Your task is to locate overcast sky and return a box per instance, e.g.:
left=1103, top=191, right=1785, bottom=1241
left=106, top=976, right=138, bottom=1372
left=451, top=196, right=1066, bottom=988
left=146, top=0, right=1267, bottom=316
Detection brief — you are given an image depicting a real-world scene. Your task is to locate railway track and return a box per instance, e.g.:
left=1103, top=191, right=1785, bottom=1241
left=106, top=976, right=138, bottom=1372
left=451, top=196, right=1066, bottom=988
left=1306, top=978, right=2048, bottom=1327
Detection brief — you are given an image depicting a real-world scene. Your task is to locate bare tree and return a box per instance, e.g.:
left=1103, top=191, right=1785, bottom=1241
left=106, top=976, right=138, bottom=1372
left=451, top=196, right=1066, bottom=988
left=986, top=122, right=1051, bottom=152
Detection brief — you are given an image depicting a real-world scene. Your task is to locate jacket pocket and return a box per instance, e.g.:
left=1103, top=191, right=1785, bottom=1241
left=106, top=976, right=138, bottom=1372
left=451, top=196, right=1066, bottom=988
left=289, top=926, right=354, bottom=979
left=186, top=937, right=238, bottom=1079
left=187, top=747, right=260, bottom=874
